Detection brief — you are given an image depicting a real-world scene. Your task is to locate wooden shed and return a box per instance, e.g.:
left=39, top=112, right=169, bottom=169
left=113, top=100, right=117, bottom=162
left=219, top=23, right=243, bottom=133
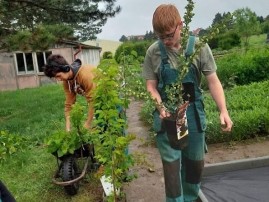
left=0, top=40, right=101, bottom=91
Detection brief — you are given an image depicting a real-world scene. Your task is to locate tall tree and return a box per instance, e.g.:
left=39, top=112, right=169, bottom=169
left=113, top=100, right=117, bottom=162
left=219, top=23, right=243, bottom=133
left=0, top=0, right=121, bottom=50
left=211, top=12, right=233, bottom=31
left=212, top=13, right=223, bottom=26
left=233, top=7, right=261, bottom=48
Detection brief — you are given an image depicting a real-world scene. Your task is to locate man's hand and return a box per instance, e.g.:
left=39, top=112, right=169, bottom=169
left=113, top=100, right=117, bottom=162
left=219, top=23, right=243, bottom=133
left=159, top=107, right=171, bottom=119
left=220, top=112, right=233, bottom=132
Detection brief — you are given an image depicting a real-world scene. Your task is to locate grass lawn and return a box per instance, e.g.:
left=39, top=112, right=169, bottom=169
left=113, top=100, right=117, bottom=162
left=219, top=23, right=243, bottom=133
left=0, top=84, right=103, bottom=201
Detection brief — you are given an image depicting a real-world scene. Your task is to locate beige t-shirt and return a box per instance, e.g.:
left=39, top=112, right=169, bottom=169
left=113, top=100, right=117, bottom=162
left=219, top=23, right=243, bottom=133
left=142, top=40, right=217, bottom=85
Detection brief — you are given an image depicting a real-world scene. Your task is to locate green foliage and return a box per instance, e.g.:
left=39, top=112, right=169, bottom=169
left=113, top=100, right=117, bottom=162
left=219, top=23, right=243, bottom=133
left=261, top=20, right=269, bottom=33
left=141, top=80, right=269, bottom=144
left=0, top=0, right=121, bottom=49
left=45, top=130, right=80, bottom=157
left=144, top=30, right=157, bottom=41
left=209, top=31, right=241, bottom=50
left=114, top=41, right=152, bottom=63
left=6, top=31, right=32, bottom=51
left=119, top=35, right=128, bottom=42
left=248, top=34, right=268, bottom=46
left=117, top=51, right=148, bottom=100
left=103, top=51, right=113, bottom=59
left=211, top=12, right=233, bottom=30
left=91, top=59, right=136, bottom=200
left=236, top=53, right=269, bottom=84
left=45, top=103, right=91, bottom=157
left=6, top=24, right=77, bottom=51
left=139, top=99, right=155, bottom=127
left=162, top=0, right=231, bottom=112
left=0, top=76, right=135, bottom=200
left=233, top=8, right=261, bottom=49
left=0, top=130, right=28, bottom=162
left=215, top=47, right=269, bottom=88
left=205, top=80, right=269, bottom=143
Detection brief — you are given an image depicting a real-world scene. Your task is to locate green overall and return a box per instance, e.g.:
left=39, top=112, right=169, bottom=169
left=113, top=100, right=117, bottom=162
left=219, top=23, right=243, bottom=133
left=153, top=37, right=206, bottom=202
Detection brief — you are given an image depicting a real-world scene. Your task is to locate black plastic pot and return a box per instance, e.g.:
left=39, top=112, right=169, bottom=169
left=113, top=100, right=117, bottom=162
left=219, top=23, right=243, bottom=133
left=163, top=119, right=188, bottom=150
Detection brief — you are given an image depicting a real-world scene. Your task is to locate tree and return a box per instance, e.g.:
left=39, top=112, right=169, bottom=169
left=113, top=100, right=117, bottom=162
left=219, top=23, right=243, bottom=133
left=0, top=0, right=121, bottom=50
left=211, top=12, right=233, bottom=31
left=257, top=16, right=265, bottom=23
left=144, top=30, right=157, bottom=41
left=233, top=7, right=261, bottom=49
left=261, top=20, right=269, bottom=34
left=119, top=35, right=128, bottom=42
left=212, top=13, right=223, bottom=26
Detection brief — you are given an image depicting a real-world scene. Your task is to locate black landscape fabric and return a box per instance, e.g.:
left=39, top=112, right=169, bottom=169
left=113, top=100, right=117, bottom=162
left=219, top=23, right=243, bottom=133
left=201, top=166, right=269, bottom=202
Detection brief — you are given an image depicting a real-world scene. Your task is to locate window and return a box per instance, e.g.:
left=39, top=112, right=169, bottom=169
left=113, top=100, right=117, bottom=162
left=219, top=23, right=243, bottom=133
left=25, top=53, right=34, bottom=71
left=15, top=52, right=34, bottom=74
left=14, top=51, right=52, bottom=74
left=16, top=53, right=25, bottom=72
left=36, top=51, right=52, bottom=72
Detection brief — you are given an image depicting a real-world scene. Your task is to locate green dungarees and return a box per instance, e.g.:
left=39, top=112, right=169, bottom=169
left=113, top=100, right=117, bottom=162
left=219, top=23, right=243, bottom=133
left=153, top=38, right=206, bottom=202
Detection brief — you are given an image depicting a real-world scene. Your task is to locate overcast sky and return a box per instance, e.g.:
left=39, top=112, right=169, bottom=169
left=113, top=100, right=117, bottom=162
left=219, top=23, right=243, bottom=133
left=96, top=0, right=269, bottom=41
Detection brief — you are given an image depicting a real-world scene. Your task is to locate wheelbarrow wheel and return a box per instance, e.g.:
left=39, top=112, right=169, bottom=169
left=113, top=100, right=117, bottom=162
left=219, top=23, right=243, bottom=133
left=62, top=156, right=79, bottom=195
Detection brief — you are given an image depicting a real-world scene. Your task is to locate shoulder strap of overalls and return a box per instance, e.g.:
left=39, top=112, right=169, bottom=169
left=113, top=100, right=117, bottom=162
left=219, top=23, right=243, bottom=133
left=185, top=35, right=201, bottom=85
left=158, top=40, right=169, bottom=89
left=158, top=40, right=169, bottom=64
left=185, top=35, right=196, bottom=57
left=158, top=36, right=196, bottom=88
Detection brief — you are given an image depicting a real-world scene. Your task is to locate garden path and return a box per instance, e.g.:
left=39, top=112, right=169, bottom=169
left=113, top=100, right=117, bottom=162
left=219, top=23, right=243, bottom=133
left=123, top=100, right=269, bottom=202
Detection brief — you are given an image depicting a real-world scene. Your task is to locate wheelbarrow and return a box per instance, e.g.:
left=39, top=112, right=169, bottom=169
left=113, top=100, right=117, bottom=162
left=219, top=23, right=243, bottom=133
left=52, top=144, right=99, bottom=196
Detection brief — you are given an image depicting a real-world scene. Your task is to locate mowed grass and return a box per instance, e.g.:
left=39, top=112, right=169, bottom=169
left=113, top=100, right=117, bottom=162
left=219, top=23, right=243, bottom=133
left=0, top=84, right=103, bottom=201
left=0, top=84, right=65, bottom=140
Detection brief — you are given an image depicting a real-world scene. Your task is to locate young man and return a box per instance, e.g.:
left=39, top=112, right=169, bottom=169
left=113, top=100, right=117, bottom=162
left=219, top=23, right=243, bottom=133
left=142, top=4, right=233, bottom=202
left=43, top=54, right=96, bottom=131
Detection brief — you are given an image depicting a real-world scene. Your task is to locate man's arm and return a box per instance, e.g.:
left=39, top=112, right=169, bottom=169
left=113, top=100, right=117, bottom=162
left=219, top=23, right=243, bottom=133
left=146, top=80, right=170, bottom=119
left=206, top=72, right=233, bottom=132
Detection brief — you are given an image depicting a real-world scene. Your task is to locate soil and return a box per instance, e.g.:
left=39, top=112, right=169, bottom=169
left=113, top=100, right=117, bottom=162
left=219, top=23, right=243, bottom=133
left=123, top=100, right=269, bottom=202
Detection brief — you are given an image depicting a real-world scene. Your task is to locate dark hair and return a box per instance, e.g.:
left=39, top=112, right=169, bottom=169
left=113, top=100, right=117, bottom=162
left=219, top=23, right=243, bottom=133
left=43, top=54, right=70, bottom=78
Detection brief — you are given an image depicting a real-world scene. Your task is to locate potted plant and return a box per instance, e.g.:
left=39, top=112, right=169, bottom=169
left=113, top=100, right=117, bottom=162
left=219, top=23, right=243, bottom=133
left=156, top=0, right=230, bottom=150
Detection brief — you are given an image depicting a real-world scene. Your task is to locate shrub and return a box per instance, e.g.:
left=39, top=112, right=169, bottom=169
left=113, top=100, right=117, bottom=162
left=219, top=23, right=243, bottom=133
left=0, top=130, right=28, bottom=162
left=218, top=32, right=241, bottom=50
left=103, top=51, right=113, bottom=59
left=205, top=80, right=269, bottom=143
left=215, top=47, right=269, bottom=88
left=208, top=31, right=241, bottom=50
left=114, top=41, right=152, bottom=63
left=235, top=53, right=269, bottom=85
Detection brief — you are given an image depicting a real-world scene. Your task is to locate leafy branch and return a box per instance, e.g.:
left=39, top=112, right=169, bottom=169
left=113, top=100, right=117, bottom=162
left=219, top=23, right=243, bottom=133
left=91, top=59, right=135, bottom=201
left=163, top=0, right=232, bottom=113
left=45, top=103, right=91, bottom=157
